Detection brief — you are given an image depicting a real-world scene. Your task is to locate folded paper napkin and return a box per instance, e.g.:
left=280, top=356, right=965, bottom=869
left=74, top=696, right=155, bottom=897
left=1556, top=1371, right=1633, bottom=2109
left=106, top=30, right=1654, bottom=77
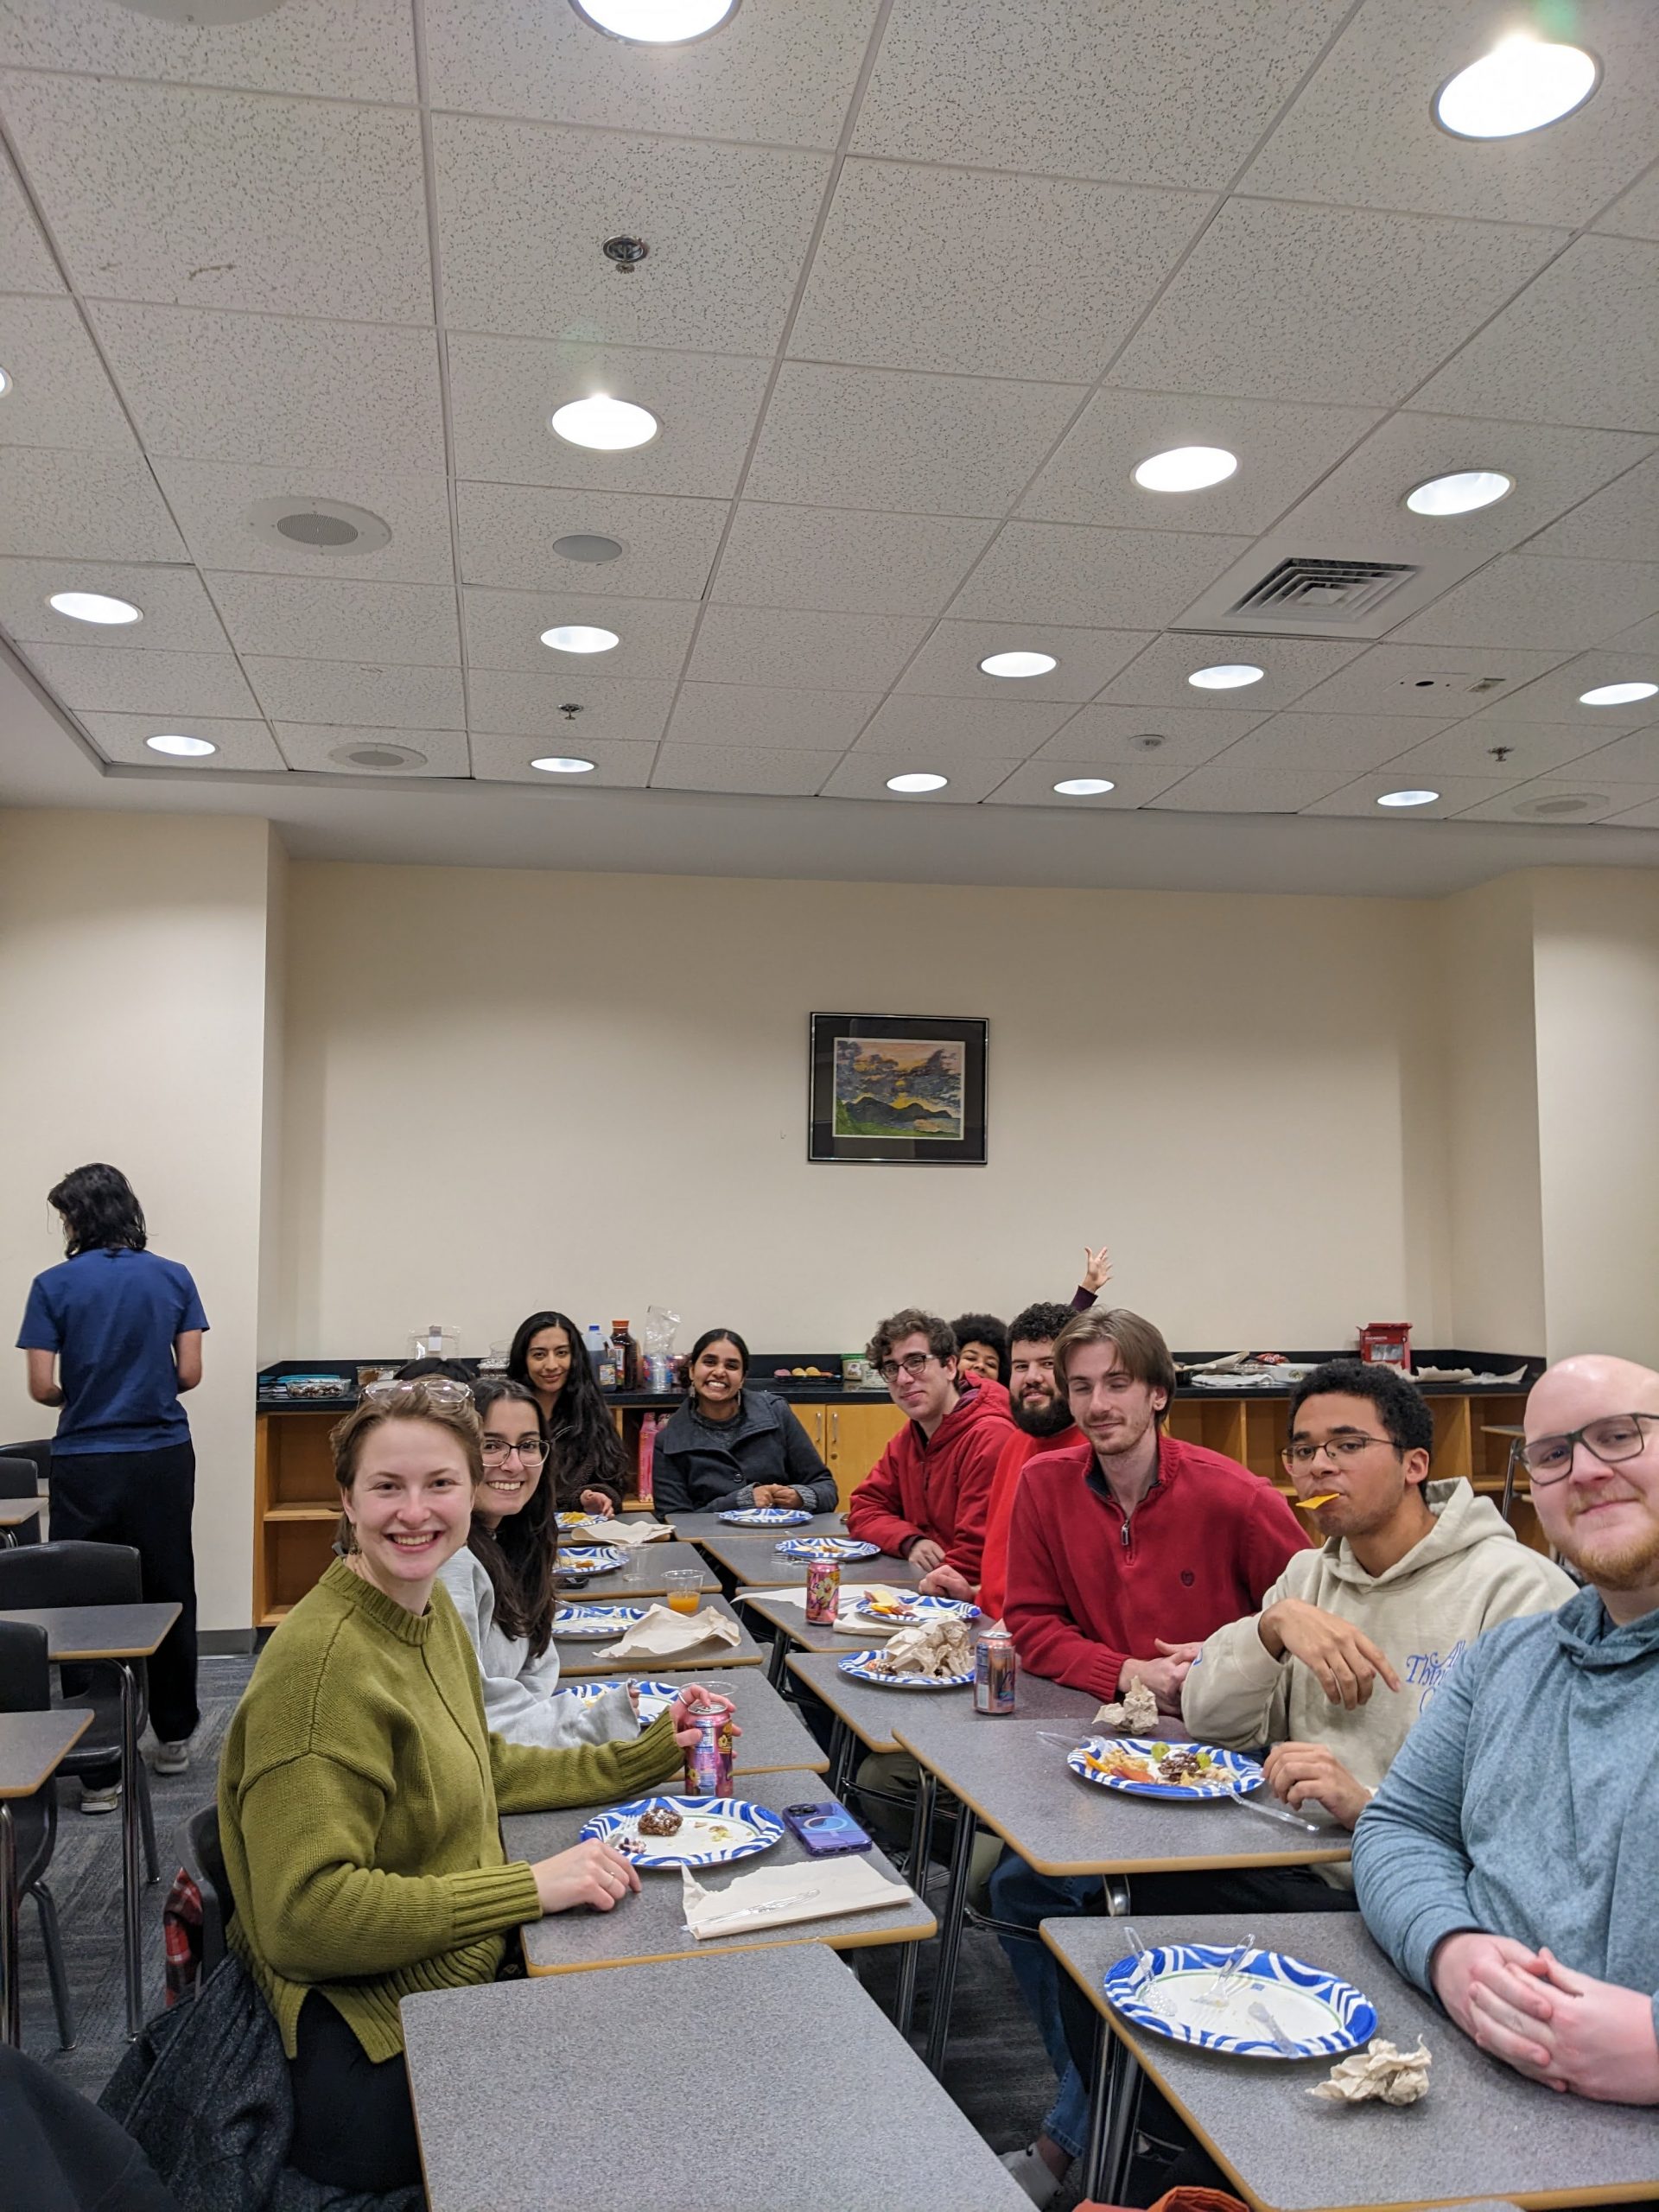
left=680, top=1855, right=916, bottom=1940
left=570, top=1516, right=671, bottom=1546
left=597, top=1603, right=741, bottom=1659
left=1308, top=2037, right=1431, bottom=2105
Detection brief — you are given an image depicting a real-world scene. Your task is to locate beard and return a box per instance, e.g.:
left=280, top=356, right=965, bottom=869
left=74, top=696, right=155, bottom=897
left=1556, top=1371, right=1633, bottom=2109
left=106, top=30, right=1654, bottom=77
left=1013, top=1388, right=1073, bottom=1440
left=1554, top=1513, right=1659, bottom=1594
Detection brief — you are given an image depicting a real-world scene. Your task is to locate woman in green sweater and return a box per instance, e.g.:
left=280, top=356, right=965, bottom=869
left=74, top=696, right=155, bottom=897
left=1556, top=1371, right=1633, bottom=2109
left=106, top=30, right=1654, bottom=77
left=219, top=1378, right=714, bottom=2193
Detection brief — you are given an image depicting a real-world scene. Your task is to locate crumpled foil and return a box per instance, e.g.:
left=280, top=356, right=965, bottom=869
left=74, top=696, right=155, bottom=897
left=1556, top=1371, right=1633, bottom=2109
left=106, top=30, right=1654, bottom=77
left=1308, top=2037, right=1432, bottom=2105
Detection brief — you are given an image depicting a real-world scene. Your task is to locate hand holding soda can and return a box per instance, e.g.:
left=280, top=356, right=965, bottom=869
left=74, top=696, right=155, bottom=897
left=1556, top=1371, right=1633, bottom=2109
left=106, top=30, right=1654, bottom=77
left=682, top=1690, right=737, bottom=1796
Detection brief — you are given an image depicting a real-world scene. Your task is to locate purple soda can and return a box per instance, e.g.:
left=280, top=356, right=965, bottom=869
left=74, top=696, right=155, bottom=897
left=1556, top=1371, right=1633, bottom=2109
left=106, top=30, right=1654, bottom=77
left=975, top=1628, right=1019, bottom=1714
left=804, top=1557, right=842, bottom=1625
left=683, top=1694, right=735, bottom=1796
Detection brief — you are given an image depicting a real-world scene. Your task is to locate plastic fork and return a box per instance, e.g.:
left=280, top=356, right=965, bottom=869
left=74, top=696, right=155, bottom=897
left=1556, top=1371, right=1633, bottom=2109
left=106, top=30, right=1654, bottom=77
left=1248, top=1998, right=1300, bottom=2056
left=1205, top=1932, right=1255, bottom=2008
left=1124, top=1924, right=1172, bottom=2016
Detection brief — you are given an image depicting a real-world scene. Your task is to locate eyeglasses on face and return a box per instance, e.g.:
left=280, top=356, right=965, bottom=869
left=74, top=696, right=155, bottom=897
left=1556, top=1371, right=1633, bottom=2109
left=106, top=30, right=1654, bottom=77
left=1520, top=1412, right=1659, bottom=1485
left=481, top=1437, right=550, bottom=1465
left=361, top=1377, right=474, bottom=1410
left=879, top=1352, right=938, bottom=1383
left=1281, top=1433, right=1398, bottom=1469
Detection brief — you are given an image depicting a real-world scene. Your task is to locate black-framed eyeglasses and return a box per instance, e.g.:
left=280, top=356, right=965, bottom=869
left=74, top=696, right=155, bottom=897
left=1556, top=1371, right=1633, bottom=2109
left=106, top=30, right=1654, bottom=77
left=1281, top=1433, right=1398, bottom=1470
left=1519, top=1412, right=1659, bottom=1484
left=480, top=1437, right=550, bottom=1465
left=879, top=1352, right=938, bottom=1383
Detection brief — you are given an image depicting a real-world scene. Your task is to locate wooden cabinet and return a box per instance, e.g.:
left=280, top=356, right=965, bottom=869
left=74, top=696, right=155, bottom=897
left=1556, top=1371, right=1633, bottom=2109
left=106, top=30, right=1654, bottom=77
left=253, top=1410, right=340, bottom=1625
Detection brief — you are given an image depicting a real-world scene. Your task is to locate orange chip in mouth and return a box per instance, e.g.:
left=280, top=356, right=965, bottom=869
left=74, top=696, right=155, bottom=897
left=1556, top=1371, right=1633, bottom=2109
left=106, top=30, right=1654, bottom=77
left=1296, top=1492, right=1340, bottom=1509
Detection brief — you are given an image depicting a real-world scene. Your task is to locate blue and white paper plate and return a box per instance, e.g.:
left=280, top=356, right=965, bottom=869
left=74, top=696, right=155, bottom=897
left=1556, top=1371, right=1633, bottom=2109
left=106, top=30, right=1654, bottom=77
left=853, top=1592, right=982, bottom=1629
left=838, top=1649, right=976, bottom=1690
left=717, top=1507, right=814, bottom=1527
left=554, top=1604, right=647, bottom=1639
left=580, top=1796, right=784, bottom=1871
left=1103, top=1944, right=1376, bottom=2059
left=1067, top=1736, right=1264, bottom=1800
left=774, top=1535, right=880, bottom=1561
left=557, top=1543, right=626, bottom=1576
left=557, top=1677, right=677, bottom=1721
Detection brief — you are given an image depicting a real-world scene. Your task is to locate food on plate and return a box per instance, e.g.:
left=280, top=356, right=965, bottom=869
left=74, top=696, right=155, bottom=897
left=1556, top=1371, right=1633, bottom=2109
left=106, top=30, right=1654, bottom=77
left=638, top=1805, right=683, bottom=1837
left=868, top=1616, right=975, bottom=1680
left=1081, top=1741, right=1224, bottom=1789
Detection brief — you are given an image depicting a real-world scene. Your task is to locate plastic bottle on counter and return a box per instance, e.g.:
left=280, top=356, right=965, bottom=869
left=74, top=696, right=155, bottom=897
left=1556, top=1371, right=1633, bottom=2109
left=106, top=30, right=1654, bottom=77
left=637, top=1411, right=658, bottom=1506
left=586, top=1322, right=605, bottom=1376
left=611, top=1319, right=641, bottom=1391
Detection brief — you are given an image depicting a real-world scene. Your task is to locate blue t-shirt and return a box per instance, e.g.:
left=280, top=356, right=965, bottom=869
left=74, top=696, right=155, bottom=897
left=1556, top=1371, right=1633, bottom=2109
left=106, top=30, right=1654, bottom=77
left=16, top=1248, right=208, bottom=1456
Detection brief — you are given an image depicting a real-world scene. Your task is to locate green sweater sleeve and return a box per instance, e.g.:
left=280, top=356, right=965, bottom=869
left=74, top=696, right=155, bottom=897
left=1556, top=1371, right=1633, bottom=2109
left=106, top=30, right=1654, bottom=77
left=489, top=1707, right=684, bottom=1815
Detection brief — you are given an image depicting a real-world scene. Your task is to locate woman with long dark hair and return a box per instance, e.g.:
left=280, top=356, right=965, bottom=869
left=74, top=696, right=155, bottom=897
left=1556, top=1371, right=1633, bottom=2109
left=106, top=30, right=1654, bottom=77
left=652, top=1328, right=838, bottom=1518
left=506, top=1310, right=627, bottom=1516
left=16, top=1164, right=207, bottom=1805
left=436, top=1378, right=636, bottom=1748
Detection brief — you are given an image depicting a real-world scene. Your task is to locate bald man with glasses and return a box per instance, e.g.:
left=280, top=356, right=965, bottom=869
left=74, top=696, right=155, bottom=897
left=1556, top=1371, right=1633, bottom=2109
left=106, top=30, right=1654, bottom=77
left=1355, top=1354, right=1659, bottom=2106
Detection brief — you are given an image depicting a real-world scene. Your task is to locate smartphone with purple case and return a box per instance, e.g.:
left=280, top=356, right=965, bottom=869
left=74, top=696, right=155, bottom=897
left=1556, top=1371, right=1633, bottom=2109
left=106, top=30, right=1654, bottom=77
left=780, top=1802, right=874, bottom=1856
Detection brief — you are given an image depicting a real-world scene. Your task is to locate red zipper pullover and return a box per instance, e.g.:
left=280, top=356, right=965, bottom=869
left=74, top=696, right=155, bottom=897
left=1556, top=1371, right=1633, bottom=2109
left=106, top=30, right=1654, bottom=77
left=1004, top=1434, right=1307, bottom=1700
left=846, top=1380, right=1013, bottom=1579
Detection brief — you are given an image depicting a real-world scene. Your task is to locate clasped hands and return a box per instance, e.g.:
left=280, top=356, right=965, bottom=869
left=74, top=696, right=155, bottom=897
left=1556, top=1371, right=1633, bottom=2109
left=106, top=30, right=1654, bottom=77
left=1433, top=1932, right=1659, bottom=2104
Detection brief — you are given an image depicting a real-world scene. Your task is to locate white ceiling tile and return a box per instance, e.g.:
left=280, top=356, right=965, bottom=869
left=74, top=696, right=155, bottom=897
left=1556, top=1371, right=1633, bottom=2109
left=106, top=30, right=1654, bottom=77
left=851, top=694, right=1075, bottom=760
left=1597, top=165, right=1659, bottom=243
left=1022, top=390, right=1382, bottom=535
left=650, top=746, right=842, bottom=797
left=897, top=621, right=1152, bottom=703
left=1240, top=0, right=1659, bottom=228
left=466, top=670, right=675, bottom=744
left=819, top=753, right=1018, bottom=804
left=468, top=733, right=657, bottom=787
left=790, top=161, right=1209, bottom=382
left=424, top=0, right=877, bottom=147
left=853, top=0, right=1349, bottom=188
left=983, top=759, right=1191, bottom=808
left=79, top=710, right=282, bottom=772
left=448, top=334, right=769, bottom=500
left=0, top=557, right=225, bottom=652
left=1456, top=775, right=1659, bottom=823
left=464, top=588, right=696, bottom=682
left=0, top=0, right=416, bottom=101
left=1391, top=555, right=1659, bottom=651
left=433, top=117, right=828, bottom=353
left=152, top=458, right=454, bottom=585
left=745, top=364, right=1084, bottom=519
left=1149, top=762, right=1359, bottom=811
left=240, top=658, right=464, bottom=730
left=207, top=574, right=460, bottom=667
left=952, top=524, right=1252, bottom=629
left=1454, top=651, right=1659, bottom=732
left=92, top=303, right=444, bottom=473
left=1093, top=630, right=1367, bottom=711
left=1604, top=611, right=1659, bottom=654
left=687, top=606, right=928, bottom=691
left=664, top=684, right=880, bottom=751
left=1, top=73, right=429, bottom=322
left=274, top=725, right=470, bottom=778
left=20, top=640, right=257, bottom=716
left=1217, top=710, right=1458, bottom=777
left=1302, top=772, right=1532, bottom=818
left=1289, top=641, right=1571, bottom=718
left=454, top=480, right=727, bottom=599
left=1599, top=796, right=1659, bottom=828
left=1033, top=703, right=1268, bottom=772
left=0, top=143, right=60, bottom=294
left=1380, top=721, right=1615, bottom=781
left=711, top=505, right=995, bottom=617
left=0, top=448, right=185, bottom=560
left=1107, top=200, right=1562, bottom=406
left=1410, top=238, right=1659, bottom=431
left=0, top=298, right=137, bottom=454
left=1523, top=453, right=1659, bottom=561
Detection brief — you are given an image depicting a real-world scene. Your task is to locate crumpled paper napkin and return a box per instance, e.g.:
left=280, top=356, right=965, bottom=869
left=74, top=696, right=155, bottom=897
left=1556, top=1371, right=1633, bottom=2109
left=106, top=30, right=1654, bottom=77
left=868, top=1616, right=975, bottom=1680
left=679, top=1856, right=917, bottom=1939
left=597, top=1603, right=741, bottom=1659
left=1309, top=2037, right=1431, bottom=2104
left=1094, top=1675, right=1160, bottom=1732
left=569, top=1516, right=672, bottom=1546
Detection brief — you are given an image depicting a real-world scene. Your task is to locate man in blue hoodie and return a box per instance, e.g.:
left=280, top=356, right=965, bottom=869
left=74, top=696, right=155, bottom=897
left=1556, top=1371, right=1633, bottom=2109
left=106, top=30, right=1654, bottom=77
left=1353, top=1353, right=1659, bottom=2105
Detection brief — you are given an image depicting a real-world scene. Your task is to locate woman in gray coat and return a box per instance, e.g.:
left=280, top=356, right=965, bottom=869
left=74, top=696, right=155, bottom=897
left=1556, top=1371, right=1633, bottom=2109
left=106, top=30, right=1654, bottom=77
left=652, top=1329, right=837, bottom=1517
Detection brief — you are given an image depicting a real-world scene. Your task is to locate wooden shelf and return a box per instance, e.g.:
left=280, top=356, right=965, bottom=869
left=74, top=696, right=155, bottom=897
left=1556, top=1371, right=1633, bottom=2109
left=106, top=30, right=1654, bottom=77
left=263, top=1502, right=338, bottom=1522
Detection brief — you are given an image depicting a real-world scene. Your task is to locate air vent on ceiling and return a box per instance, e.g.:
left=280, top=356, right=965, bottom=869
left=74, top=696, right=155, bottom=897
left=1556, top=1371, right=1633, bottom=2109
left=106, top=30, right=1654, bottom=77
left=247, top=497, right=391, bottom=557
left=327, top=741, right=427, bottom=772
left=1230, top=557, right=1419, bottom=622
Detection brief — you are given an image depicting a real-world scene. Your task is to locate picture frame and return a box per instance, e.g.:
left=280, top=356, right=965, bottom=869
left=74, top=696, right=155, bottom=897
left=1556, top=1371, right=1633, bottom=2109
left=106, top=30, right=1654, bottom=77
left=808, top=1013, right=988, bottom=1166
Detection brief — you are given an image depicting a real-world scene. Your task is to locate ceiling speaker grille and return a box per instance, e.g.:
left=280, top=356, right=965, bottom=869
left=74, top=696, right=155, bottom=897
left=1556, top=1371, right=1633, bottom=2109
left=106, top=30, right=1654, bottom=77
left=1230, top=556, right=1419, bottom=620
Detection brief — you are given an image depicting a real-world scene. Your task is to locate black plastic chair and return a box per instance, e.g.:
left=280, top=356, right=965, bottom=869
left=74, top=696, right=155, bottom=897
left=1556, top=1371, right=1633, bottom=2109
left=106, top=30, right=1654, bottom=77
left=184, top=1804, right=231, bottom=1978
left=0, top=1541, right=158, bottom=1881
left=0, top=1618, right=76, bottom=2046
left=0, top=1457, right=42, bottom=1546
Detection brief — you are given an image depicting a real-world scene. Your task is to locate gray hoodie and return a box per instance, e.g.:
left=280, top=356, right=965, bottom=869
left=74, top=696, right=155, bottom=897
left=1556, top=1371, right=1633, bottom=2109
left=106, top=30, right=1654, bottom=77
left=1354, top=1585, right=1659, bottom=2044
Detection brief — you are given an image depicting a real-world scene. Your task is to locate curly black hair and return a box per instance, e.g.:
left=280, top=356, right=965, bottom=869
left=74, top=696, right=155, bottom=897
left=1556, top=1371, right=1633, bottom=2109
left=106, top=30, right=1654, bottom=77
left=1287, top=1359, right=1433, bottom=1457
left=949, top=1313, right=1008, bottom=1382
left=48, top=1163, right=147, bottom=1255
left=1007, top=1301, right=1077, bottom=1351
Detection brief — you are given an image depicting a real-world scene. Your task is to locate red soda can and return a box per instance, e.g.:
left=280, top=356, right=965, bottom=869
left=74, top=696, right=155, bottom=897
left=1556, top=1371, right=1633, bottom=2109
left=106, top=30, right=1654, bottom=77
left=975, top=1628, right=1019, bottom=1714
left=683, top=1694, right=735, bottom=1796
left=804, top=1557, right=842, bottom=1625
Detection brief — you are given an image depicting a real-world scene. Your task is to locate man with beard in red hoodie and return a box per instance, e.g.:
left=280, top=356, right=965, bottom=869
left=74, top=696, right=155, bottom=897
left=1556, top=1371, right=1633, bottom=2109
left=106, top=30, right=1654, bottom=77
left=847, top=1308, right=1012, bottom=1579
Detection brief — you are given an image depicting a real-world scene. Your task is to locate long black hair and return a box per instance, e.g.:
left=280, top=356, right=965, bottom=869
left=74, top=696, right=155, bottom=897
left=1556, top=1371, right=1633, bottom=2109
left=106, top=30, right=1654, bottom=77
left=506, top=1309, right=628, bottom=1501
left=468, top=1376, right=561, bottom=1658
left=49, top=1164, right=148, bottom=1256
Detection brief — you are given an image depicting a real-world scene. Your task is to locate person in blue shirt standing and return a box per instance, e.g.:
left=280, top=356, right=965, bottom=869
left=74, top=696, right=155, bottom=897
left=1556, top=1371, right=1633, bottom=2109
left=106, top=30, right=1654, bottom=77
left=16, top=1164, right=207, bottom=1810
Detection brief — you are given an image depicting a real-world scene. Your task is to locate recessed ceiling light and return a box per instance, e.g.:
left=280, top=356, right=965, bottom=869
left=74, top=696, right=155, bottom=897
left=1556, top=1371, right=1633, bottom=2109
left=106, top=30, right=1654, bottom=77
left=1187, top=662, right=1263, bottom=690
left=1132, top=445, right=1238, bottom=493
left=1405, top=469, right=1515, bottom=517
left=1376, top=789, right=1439, bottom=808
left=1580, top=680, right=1658, bottom=707
left=48, top=590, right=141, bottom=626
left=531, top=755, right=597, bottom=774
left=1053, top=777, right=1116, bottom=797
left=550, top=394, right=659, bottom=451
left=1433, top=35, right=1599, bottom=140
left=569, top=0, right=740, bottom=44
left=886, top=772, right=948, bottom=794
left=980, top=650, right=1057, bottom=679
left=542, top=625, right=620, bottom=655
left=145, top=733, right=217, bottom=758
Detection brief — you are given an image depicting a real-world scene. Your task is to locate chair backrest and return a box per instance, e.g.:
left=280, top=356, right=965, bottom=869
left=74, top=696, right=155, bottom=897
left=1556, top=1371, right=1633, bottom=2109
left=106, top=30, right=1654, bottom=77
left=0, top=1440, right=52, bottom=1489
left=186, top=1802, right=232, bottom=1973
left=0, top=1457, right=40, bottom=1503
left=0, top=1538, right=142, bottom=1611
left=0, top=1619, right=51, bottom=1715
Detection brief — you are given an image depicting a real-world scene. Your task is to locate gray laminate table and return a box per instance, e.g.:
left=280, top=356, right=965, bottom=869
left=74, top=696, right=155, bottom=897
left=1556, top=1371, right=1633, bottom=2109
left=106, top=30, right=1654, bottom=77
left=694, top=1529, right=920, bottom=1589
left=550, top=1669, right=827, bottom=1777
left=738, top=1585, right=938, bottom=1685
left=402, top=1945, right=1032, bottom=2211
left=0, top=1500, right=41, bottom=1548
left=1046, top=1914, right=1659, bottom=2212
left=0, top=1707, right=91, bottom=2045
left=549, top=1592, right=764, bottom=1676
left=505, top=1767, right=933, bottom=1974
left=671, top=1509, right=845, bottom=1548
left=0, top=1600, right=179, bottom=2036
left=786, top=1646, right=1098, bottom=1790
left=556, top=1539, right=709, bottom=1599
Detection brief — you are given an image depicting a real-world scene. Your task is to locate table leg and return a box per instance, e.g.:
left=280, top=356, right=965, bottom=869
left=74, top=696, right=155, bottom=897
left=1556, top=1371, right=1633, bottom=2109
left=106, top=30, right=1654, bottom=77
left=1081, top=2009, right=1109, bottom=2201
left=0, top=1529, right=16, bottom=1548
left=892, top=1766, right=936, bottom=2039
left=828, top=1718, right=853, bottom=1799
left=118, top=1660, right=143, bottom=2037
left=1104, top=2053, right=1144, bottom=2204
left=1501, top=1436, right=1521, bottom=1524
left=1, top=1802, right=18, bottom=2047
left=763, top=1625, right=788, bottom=1689
left=923, top=1793, right=976, bottom=2078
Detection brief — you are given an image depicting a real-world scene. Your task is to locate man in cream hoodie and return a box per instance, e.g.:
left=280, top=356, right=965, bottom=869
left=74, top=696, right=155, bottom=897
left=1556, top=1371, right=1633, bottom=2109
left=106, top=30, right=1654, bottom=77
left=1183, top=1358, right=1573, bottom=1864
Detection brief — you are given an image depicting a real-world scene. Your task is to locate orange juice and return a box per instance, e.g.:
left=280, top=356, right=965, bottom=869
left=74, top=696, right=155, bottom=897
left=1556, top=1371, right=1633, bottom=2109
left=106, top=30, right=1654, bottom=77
left=666, top=1589, right=701, bottom=1617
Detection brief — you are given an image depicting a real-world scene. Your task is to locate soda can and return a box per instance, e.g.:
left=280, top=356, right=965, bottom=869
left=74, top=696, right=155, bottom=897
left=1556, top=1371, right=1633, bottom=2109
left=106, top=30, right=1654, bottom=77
left=683, top=1694, right=735, bottom=1797
left=975, top=1628, right=1019, bottom=1714
left=804, top=1556, right=842, bottom=1625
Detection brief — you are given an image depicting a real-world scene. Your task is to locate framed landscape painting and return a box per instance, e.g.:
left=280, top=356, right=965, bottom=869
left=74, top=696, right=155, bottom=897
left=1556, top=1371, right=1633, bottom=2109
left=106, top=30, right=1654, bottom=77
left=808, top=1014, right=988, bottom=1166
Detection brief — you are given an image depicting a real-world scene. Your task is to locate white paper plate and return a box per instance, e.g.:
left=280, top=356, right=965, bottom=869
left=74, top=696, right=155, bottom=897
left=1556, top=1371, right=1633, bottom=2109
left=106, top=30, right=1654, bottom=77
left=838, top=1649, right=975, bottom=1690
left=581, top=1796, right=784, bottom=1870
left=1103, top=1944, right=1376, bottom=2058
left=554, top=1604, right=647, bottom=1639
left=557, top=1543, right=626, bottom=1576
left=557, top=1676, right=677, bottom=1721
